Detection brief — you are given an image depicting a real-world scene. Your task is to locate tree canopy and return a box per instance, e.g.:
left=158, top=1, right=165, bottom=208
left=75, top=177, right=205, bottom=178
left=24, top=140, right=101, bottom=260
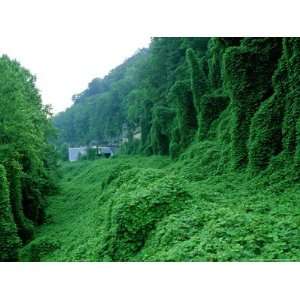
left=0, top=55, right=57, bottom=260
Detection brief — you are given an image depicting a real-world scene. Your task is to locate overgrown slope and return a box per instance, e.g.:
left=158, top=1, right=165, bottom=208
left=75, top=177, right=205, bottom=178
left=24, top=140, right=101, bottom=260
left=54, top=38, right=300, bottom=176
left=38, top=37, right=300, bottom=262
left=21, top=153, right=300, bottom=261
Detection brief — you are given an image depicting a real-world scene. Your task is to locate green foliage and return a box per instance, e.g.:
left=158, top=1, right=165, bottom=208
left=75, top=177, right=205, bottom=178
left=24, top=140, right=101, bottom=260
left=53, top=38, right=210, bottom=155
left=21, top=172, right=45, bottom=224
left=207, top=38, right=224, bottom=90
left=53, top=37, right=300, bottom=176
left=186, top=46, right=229, bottom=141
left=198, top=93, right=229, bottom=140
left=0, top=54, right=58, bottom=258
left=5, top=160, right=34, bottom=242
left=25, top=37, right=300, bottom=262
left=150, top=106, right=174, bottom=155
left=140, top=192, right=300, bottom=261
left=20, top=156, right=172, bottom=261
left=21, top=237, right=60, bottom=262
left=295, top=118, right=300, bottom=172
left=100, top=171, right=190, bottom=261
left=248, top=95, right=284, bottom=173
left=175, top=141, right=221, bottom=181
left=186, top=48, right=208, bottom=115
left=169, top=80, right=197, bottom=157
left=223, top=38, right=282, bottom=168
left=169, top=127, right=181, bottom=159
left=57, top=143, right=69, bottom=161
left=281, top=38, right=300, bottom=155
left=0, top=164, right=21, bottom=261
left=21, top=156, right=300, bottom=261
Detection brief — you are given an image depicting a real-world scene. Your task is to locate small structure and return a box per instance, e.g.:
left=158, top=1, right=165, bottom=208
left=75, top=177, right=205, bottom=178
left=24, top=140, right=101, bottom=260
left=133, top=131, right=141, bottom=140
left=68, top=147, right=87, bottom=162
left=68, top=145, right=117, bottom=161
left=97, top=146, right=114, bottom=158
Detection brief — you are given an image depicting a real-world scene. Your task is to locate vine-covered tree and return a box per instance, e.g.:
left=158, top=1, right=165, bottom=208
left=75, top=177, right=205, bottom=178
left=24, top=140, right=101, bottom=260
left=0, top=55, right=57, bottom=260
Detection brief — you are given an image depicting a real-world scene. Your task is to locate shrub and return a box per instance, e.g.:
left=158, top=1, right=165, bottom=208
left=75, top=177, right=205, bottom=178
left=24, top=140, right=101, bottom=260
left=176, top=141, right=221, bottom=181
left=21, top=237, right=60, bottom=262
left=248, top=95, right=284, bottom=173
left=21, top=173, right=44, bottom=225
left=169, top=126, right=181, bottom=159
left=5, top=160, right=34, bottom=242
left=169, top=80, right=197, bottom=156
left=100, top=173, right=191, bottom=261
left=198, top=93, right=229, bottom=140
left=150, top=106, right=174, bottom=155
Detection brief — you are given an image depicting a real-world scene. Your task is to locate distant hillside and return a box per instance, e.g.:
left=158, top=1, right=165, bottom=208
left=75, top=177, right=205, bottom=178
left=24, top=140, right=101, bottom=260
left=53, top=37, right=300, bottom=178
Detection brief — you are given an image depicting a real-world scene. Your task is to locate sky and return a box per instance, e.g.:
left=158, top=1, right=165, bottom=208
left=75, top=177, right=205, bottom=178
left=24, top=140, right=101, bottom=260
left=0, top=0, right=151, bottom=114
left=0, top=0, right=293, bottom=114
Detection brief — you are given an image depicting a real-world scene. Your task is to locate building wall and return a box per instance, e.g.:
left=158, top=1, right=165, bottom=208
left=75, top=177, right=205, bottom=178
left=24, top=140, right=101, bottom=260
left=68, top=147, right=87, bottom=161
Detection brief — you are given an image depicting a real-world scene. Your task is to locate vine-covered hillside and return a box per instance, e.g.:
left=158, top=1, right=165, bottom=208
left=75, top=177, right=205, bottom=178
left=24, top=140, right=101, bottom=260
left=20, top=154, right=300, bottom=261
left=54, top=38, right=300, bottom=177
left=8, top=37, right=300, bottom=261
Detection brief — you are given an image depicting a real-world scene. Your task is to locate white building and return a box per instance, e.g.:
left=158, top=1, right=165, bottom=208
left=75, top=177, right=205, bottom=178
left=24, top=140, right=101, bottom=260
left=68, top=146, right=115, bottom=161
left=68, top=147, right=87, bottom=161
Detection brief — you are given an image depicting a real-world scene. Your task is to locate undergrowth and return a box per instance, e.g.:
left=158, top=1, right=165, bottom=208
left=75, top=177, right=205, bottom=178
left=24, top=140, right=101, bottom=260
left=39, top=38, right=300, bottom=262
left=20, top=152, right=300, bottom=262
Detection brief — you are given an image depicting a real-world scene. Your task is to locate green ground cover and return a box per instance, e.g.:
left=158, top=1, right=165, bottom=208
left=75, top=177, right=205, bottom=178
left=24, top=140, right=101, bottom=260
left=21, top=152, right=300, bottom=262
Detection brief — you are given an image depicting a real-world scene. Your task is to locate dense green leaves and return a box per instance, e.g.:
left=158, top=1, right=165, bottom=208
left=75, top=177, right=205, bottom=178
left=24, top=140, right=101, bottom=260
left=0, top=55, right=57, bottom=260
left=101, top=170, right=190, bottom=261
left=53, top=38, right=210, bottom=156
left=5, top=160, right=34, bottom=242
left=0, top=164, right=21, bottom=261
left=21, top=156, right=300, bottom=262
left=168, top=80, right=197, bottom=158
left=54, top=37, right=300, bottom=174
left=23, top=37, right=300, bottom=261
left=223, top=38, right=282, bottom=168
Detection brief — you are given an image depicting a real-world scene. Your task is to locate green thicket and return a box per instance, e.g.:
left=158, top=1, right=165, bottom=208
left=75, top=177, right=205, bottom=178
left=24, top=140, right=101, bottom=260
left=53, top=38, right=209, bottom=156
left=150, top=106, right=174, bottom=155
left=168, top=80, right=197, bottom=158
left=5, top=160, right=34, bottom=242
left=42, top=37, right=300, bottom=262
left=248, top=94, right=284, bottom=172
left=295, top=118, right=300, bottom=172
left=198, top=93, right=229, bottom=140
left=206, top=39, right=222, bottom=90
left=0, top=164, right=21, bottom=261
left=21, top=156, right=300, bottom=261
left=54, top=37, right=297, bottom=173
left=0, top=55, right=57, bottom=260
left=282, top=39, right=300, bottom=157
left=100, top=170, right=190, bottom=261
left=223, top=38, right=282, bottom=168
left=186, top=49, right=207, bottom=133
